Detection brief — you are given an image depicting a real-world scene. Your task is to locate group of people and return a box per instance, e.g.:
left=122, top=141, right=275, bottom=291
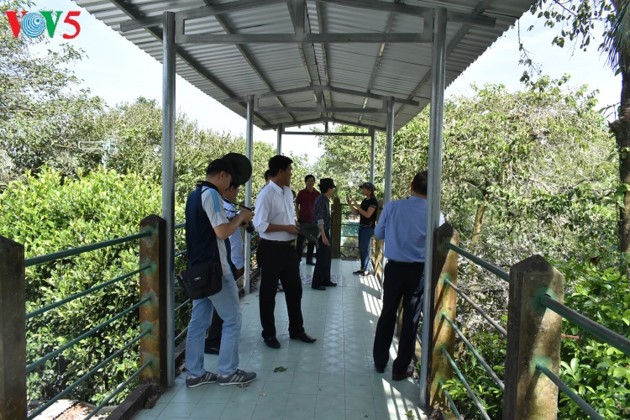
left=182, top=152, right=440, bottom=388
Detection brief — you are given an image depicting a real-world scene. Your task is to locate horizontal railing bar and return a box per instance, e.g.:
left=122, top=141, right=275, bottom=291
left=536, top=363, right=604, bottom=420
left=443, top=314, right=504, bottom=390
left=175, top=299, right=191, bottom=313
left=27, top=297, right=151, bottom=373
left=444, top=278, right=507, bottom=337
left=442, top=347, right=491, bottom=420
left=25, top=229, right=153, bottom=267
left=27, top=329, right=150, bottom=420
left=439, top=379, right=462, bottom=418
left=540, top=294, right=630, bottom=356
left=445, top=243, right=509, bottom=282
left=84, top=359, right=152, bottom=420
left=175, top=250, right=187, bottom=258
left=175, top=326, right=189, bottom=343
left=26, top=264, right=152, bottom=320
left=175, top=222, right=185, bottom=230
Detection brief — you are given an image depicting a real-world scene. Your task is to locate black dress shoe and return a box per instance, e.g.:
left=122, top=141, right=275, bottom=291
left=204, top=346, right=220, bottom=355
left=264, top=337, right=281, bottom=349
left=290, top=332, right=317, bottom=343
left=306, top=261, right=316, bottom=266
left=353, top=269, right=364, bottom=275
left=392, top=367, right=414, bottom=381
left=375, top=365, right=385, bottom=373
left=322, top=282, right=337, bottom=287
left=312, top=285, right=326, bottom=290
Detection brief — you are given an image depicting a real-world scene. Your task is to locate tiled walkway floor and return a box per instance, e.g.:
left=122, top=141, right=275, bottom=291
left=133, top=259, right=428, bottom=420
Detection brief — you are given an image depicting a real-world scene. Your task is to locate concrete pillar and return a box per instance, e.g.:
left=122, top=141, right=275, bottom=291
left=0, top=236, right=26, bottom=420
left=503, top=255, right=564, bottom=419
left=139, top=215, right=167, bottom=388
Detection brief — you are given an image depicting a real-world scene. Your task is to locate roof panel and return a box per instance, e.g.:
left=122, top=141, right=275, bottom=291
left=76, top=0, right=535, bottom=132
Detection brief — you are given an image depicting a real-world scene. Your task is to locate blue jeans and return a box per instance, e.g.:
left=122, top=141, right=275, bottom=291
left=358, top=226, right=374, bottom=271
left=185, top=273, right=241, bottom=378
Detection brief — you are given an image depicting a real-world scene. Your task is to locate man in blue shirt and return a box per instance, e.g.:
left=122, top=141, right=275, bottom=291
left=372, top=171, right=444, bottom=381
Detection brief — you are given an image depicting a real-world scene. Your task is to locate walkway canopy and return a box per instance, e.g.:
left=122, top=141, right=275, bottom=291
left=76, top=0, right=537, bottom=408
left=78, top=0, right=529, bottom=132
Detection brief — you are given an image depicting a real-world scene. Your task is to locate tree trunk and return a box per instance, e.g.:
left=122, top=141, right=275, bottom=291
left=610, top=68, right=630, bottom=256
left=471, top=204, right=485, bottom=244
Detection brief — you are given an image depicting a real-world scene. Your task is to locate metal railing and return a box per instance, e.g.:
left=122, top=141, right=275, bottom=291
left=428, top=223, right=630, bottom=420
left=0, top=215, right=166, bottom=419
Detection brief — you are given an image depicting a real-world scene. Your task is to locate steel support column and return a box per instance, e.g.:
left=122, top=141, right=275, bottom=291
left=384, top=98, right=395, bottom=204
left=369, top=128, right=376, bottom=184
left=161, top=11, right=176, bottom=387
left=419, top=7, right=447, bottom=408
left=277, top=124, right=283, bottom=154
left=244, top=96, right=255, bottom=293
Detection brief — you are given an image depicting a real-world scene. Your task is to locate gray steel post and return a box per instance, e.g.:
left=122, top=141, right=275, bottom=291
left=369, top=128, right=376, bottom=184
left=419, top=8, right=447, bottom=408
left=161, top=11, right=176, bottom=387
left=244, top=96, right=254, bottom=293
left=277, top=123, right=283, bottom=154
left=384, top=98, right=394, bottom=204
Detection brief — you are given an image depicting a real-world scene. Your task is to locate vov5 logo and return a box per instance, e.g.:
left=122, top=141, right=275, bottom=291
left=5, top=9, right=81, bottom=39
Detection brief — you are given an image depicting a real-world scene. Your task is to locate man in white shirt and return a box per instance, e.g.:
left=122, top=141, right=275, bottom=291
left=253, top=155, right=317, bottom=348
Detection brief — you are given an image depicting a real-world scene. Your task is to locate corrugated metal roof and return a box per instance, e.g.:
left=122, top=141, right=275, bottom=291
left=75, top=0, right=535, bottom=132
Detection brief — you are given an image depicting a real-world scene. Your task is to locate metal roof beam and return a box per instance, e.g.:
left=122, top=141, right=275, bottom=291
left=176, top=32, right=433, bottom=44
left=223, top=85, right=419, bottom=106
left=318, top=0, right=495, bottom=27
left=120, top=0, right=287, bottom=32
left=256, top=106, right=386, bottom=113
left=204, top=0, right=298, bottom=124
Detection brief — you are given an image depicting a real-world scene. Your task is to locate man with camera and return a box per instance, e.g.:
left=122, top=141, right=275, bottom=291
left=204, top=181, right=247, bottom=355
left=184, top=153, right=256, bottom=387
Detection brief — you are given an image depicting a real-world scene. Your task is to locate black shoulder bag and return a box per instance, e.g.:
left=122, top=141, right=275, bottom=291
left=177, top=185, right=223, bottom=299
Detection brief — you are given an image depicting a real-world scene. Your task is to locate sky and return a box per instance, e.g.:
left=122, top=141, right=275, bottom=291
left=25, top=1, right=620, bottom=162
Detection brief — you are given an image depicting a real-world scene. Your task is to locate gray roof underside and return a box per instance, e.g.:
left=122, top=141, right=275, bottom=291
left=75, top=0, right=535, bottom=133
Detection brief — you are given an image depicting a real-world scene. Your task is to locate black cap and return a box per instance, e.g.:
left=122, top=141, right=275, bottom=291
left=359, top=182, right=375, bottom=191
left=222, top=153, right=252, bottom=186
left=319, top=178, right=336, bottom=192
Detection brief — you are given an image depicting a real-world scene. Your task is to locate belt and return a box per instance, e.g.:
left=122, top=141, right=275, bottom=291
left=359, top=224, right=374, bottom=228
left=388, top=259, right=424, bottom=265
left=261, top=239, right=294, bottom=246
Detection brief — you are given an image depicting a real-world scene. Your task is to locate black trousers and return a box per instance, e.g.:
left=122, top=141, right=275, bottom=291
left=296, top=222, right=317, bottom=262
left=257, top=239, right=305, bottom=339
left=373, top=260, right=424, bottom=375
left=311, top=231, right=331, bottom=288
left=205, top=310, right=222, bottom=349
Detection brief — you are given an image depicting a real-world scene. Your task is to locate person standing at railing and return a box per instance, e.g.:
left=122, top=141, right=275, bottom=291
left=204, top=181, right=246, bottom=355
left=347, top=182, right=378, bottom=275
left=372, top=171, right=444, bottom=381
left=310, top=178, right=338, bottom=290
left=295, top=174, right=320, bottom=266
left=253, top=155, right=317, bottom=349
left=184, top=153, right=257, bottom=387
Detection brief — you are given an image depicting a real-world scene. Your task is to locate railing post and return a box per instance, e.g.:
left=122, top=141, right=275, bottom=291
left=503, top=255, right=564, bottom=420
left=0, top=236, right=26, bottom=420
left=331, top=197, right=341, bottom=259
left=139, top=215, right=167, bottom=389
left=428, top=224, right=459, bottom=408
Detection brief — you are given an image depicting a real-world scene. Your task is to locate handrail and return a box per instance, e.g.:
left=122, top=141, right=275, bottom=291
left=446, top=243, right=509, bottom=282
left=27, top=329, right=151, bottom=420
left=442, top=314, right=504, bottom=390
left=25, top=229, right=153, bottom=267
left=84, top=359, right=152, bottom=420
left=441, top=347, right=491, bottom=420
left=536, top=363, right=604, bottom=420
left=540, top=294, right=630, bottom=356
left=26, top=264, right=152, bottom=320
left=175, top=299, right=191, bottom=313
left=175, top=326, right=188, bottom=343
left=444, top=278, right=507, bottom=338
left=27, top=297, right=151, bottom=373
